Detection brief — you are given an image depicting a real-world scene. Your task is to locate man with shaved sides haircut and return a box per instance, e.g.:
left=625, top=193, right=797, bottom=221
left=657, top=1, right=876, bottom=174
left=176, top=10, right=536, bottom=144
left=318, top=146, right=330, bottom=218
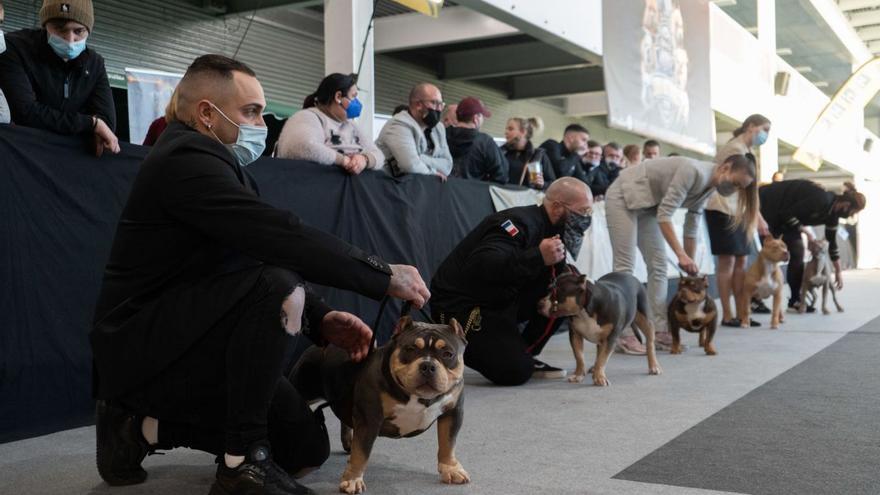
left=90, top=55, right=430, bottom=495
left=431, top=177, right=594, bottom=386
left=376, top=82, right=454, bottom=179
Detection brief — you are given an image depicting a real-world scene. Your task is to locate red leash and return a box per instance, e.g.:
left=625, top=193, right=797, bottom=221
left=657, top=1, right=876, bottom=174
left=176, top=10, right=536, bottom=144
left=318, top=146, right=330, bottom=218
left=526, top=266, right=558, bottom=354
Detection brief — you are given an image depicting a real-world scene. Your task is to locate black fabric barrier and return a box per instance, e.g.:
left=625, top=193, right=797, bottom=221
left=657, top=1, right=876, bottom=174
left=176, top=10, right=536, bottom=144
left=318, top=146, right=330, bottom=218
left=0, top=124, right=496, bottom=443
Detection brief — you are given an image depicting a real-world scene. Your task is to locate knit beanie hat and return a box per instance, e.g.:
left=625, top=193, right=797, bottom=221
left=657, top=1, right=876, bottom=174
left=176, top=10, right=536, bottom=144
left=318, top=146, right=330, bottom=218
left=40, top=0, right=94, bottom=32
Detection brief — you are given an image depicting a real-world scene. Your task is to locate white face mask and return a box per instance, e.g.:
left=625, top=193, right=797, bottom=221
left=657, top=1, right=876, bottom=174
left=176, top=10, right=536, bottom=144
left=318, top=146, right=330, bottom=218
left=0, top=30, right=6, bottom=55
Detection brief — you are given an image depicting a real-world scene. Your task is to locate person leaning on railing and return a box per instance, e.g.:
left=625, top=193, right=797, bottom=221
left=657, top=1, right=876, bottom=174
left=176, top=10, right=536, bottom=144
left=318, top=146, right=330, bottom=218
left=275, top=72, right=384, bottom=175
left=0, top=0, right=119, bottom=156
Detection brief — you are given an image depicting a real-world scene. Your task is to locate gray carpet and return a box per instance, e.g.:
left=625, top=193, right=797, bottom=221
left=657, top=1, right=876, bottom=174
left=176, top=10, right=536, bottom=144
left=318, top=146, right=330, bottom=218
left=615, top=315, right=880, bottom=495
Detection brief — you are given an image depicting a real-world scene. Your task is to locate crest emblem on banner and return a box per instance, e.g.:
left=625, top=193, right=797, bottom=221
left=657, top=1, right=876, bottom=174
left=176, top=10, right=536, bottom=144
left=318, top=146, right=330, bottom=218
left=640, top=0, right=689, bottom=128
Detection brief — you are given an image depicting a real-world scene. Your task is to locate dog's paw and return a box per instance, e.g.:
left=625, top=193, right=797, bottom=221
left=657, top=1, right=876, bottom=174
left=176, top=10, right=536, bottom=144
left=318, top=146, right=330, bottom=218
left=704, top=343, right=717, bottom=356
left=837, top=306, right=845, bottom=313
left=567, top=373, right=586, bottom=383
left=339, top=477, right=366, bottom=494
left=670, top=344, right=683, bottom=355
left=648, top=364, right=662, bottom=375
left=593, top=374, right=610, bottom=386
left=770, top=323, right=779, bottom=330
left=438, top=462, right=470, bottom=484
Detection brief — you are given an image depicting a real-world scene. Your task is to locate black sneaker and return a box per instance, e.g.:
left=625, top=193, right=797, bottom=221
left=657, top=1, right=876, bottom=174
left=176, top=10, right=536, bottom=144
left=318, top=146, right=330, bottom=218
left=95, top=400, right=151, bottom=486
left=532, top=359, right=566, bottom=379
left=209, top=443, right=315, bottom=495
left=751, top=299, right=771, bottom=314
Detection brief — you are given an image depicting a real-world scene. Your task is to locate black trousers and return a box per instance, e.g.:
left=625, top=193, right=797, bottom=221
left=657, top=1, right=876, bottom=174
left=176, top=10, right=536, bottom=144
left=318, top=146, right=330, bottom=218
left=120, top=265, right=329, bottom=472
left=780, top=230, right=806, bottom=305
left=433, top=303, right=565, bottom=387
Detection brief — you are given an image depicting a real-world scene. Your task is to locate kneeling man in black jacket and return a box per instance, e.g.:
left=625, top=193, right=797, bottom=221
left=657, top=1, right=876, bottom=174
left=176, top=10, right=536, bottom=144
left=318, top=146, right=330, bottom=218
left=431, top=177, right=593, bottom=386
left=90, top=54, right=430, bottom=495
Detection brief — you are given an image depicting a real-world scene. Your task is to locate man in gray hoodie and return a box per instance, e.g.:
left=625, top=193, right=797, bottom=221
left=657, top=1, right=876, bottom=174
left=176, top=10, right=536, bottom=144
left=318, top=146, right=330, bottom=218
left=376, top=83, right=453, bottom=180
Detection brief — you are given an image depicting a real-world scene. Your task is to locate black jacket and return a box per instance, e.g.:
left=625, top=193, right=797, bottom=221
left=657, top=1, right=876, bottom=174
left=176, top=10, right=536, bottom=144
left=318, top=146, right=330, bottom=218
left=91, top=122, right=392, bottom=397
left=446, top=126, right=509, bottom=184
left=430, top=205, right=564, bottom=314
left=501, top=141, right=556, bottom=189
left=0, top=28, right=115, bottom=134
left=586, top=161, right=622, bottom=196
left=759, top=179, right=841, bottom=260
left=539, top=139, right=589, bottom=183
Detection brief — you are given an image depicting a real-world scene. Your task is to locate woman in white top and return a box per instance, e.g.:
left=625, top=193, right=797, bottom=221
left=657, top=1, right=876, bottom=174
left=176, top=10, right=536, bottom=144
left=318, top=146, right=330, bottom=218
left=605, top=155, right=759, bottom=344
left=705, top=114, right=770, bottom=327
left=276, top=73, right=383, bottom=175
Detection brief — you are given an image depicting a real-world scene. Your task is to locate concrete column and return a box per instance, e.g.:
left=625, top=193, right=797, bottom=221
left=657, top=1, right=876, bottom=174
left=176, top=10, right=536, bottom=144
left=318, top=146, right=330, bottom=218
left=324, top=0, right=375, bottom=138
left=757, top=0, right=779, bottom=182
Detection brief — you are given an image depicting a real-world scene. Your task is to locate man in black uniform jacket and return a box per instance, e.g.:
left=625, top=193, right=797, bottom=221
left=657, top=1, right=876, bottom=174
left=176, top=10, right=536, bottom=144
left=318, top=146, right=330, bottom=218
left=538, top=124, right=591, bottom=183
left=90, top=55, right=430, bottom=495
left=431, top=178, right=593, bottom=386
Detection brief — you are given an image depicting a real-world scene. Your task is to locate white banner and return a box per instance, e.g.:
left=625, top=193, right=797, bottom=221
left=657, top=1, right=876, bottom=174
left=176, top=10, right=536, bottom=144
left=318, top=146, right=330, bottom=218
left=125, top=68, right=183, bottom=145
left=603, top=0, right=715, bottom=156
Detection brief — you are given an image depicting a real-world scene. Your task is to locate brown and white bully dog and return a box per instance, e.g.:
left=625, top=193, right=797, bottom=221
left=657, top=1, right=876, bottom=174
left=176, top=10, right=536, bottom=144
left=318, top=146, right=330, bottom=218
left=801, top=239, right=844, bottom=314
left=539, top=271, right=662, bottom=386
left=740, top=238, right=790, bottom=329
left=667, top=275, right=719, bottom=355
left=289, top=316, right=469, bottom=494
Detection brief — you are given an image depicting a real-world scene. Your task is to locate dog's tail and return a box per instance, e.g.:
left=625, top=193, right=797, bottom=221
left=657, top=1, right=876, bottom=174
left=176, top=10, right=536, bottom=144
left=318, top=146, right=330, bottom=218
left=288, top=346, right=326, bottom=402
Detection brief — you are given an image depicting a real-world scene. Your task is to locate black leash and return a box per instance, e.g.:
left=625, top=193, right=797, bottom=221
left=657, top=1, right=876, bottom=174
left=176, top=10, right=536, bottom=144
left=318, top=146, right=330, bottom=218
left=369, top=296, right=435, bottom=351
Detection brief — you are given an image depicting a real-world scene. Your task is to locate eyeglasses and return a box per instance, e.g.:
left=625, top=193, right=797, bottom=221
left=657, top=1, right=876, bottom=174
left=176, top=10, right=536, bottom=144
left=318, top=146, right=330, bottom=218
left=562, top=203, right=592, bottom=217
left=419, top=99, right=446, bottom=110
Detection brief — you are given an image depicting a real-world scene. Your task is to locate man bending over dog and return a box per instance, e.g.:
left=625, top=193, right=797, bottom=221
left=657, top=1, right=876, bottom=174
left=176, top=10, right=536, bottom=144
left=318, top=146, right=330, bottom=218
left=90, top=55, right=430, bottom=495
left=430, top=177, right=593, bottom=385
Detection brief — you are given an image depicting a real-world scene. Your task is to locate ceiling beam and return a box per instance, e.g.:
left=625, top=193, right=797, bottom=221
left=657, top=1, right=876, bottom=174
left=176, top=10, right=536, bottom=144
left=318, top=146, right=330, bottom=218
left=839, top=0, right=880, bottom=11
left=868, top=39, right=880, bottom=51
left=847, top=8, right=880, bottom=27
left=374, top=6, right=518, bottom=53
left=216, top=0, right=322, bottom=15
left=509, top=67, right=604, bottom=100
left=441, top=41, right=590, bottom=80
left=454, top=0, right=602, bottom=65
left=857, top=24, right=880, bottom=40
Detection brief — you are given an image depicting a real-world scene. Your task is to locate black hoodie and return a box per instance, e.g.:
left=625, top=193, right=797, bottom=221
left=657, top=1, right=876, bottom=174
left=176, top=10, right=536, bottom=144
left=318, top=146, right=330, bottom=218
left=446, top=126, right=509, bottom=184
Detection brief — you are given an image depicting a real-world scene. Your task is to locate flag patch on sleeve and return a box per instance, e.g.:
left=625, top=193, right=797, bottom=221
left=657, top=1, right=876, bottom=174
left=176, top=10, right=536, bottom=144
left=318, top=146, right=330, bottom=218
left=501, top=219, right=519, bottom=237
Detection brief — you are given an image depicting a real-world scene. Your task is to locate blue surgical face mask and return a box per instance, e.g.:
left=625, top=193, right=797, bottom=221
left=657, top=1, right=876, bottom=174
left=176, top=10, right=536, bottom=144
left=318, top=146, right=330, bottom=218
left=345, top=97, right=363, bottom=119
left=753, top=129, right=768, bottom=147
left=208, top=102, right=267, bottom=167
left=48, top=33, right=87, bottom=60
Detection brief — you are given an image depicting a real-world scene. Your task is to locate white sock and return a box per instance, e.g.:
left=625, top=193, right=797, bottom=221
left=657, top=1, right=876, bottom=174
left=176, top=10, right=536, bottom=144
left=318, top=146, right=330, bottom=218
left=141, top=417, right=159, bottom=446
left=225, top=454, right=245, bottom=469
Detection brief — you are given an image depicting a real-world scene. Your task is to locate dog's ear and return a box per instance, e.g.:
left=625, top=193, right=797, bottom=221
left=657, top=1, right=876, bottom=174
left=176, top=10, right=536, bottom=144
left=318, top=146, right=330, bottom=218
left=701, top=274, right=708, bottom=283
left=448, top=318, right=467, bottom=342
left=577, top=274, right=588, bottom=288
left=393, top=316, right=414, bottom=336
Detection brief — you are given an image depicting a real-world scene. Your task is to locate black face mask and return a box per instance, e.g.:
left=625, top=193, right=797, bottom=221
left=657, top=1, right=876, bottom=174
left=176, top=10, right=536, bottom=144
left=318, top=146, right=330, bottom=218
left=423, top=108, right=441, bottom=128
left=562, top=210, right=592, bottom=259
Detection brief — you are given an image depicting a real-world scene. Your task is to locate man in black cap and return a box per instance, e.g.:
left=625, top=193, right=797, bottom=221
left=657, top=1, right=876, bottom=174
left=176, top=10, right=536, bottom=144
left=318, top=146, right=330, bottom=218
left=91, top=54, right=430, bottom=495
left=445, top=96, right=509, bottom=183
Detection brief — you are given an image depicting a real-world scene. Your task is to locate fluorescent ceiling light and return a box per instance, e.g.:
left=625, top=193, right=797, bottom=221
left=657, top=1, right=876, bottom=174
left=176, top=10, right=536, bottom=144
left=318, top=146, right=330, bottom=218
left=776, top=47, right=793, bottom=55
left=746, top=26, right=759, bottom=34
left=814, top=81, right=830, bottom=87
left=794, top=66, right=813, bottom=73
left=712, top=0, right=737, bottom=6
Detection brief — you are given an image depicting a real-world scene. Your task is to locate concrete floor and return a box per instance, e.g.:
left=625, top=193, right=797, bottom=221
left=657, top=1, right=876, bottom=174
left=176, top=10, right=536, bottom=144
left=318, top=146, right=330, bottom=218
left=2, top=270, right=879, bottom=495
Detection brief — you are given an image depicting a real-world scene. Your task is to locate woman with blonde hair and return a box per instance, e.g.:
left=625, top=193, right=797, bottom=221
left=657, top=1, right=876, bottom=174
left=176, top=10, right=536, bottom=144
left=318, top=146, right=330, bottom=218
left=501, top=116, right=555, bottom=189
left=605, top=153, right=759, bottom=347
